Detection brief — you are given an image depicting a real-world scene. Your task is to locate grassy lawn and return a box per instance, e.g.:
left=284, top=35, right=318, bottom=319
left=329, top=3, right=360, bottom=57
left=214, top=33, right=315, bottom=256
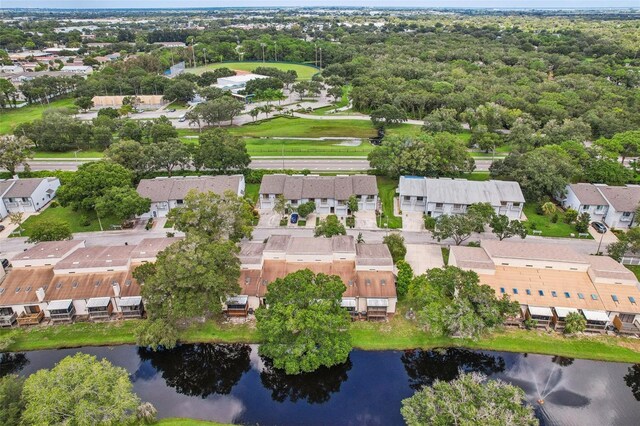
left=625, top=265, right=640, bottom=280
left=17, top=205, right=121, bottom=236
left=32, top=150, right=105, bottom=159
left=245, top=183, right=260, bottom=204
left=0, top=98, right=76, bottom=135
left=186, top=61, right=319, bottom=80
left=245, top=138, right=373, bottom=157
left=522, top=203, right=591, bottom=239
left=3, top=314, right=640, bottom=363
left=229, top=117, right=377, bottom=139
left=312, top=85, right=352, bottom=115
left=377, top=176, right=402, bottom=229
left=463, top=171, right=491, bottom=181
left=167, top=100, right=190, bottom=110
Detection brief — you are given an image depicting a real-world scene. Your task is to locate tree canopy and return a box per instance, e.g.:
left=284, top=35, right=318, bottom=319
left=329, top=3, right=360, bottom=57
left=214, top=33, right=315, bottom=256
left=256, top=269, right=351, bottom=374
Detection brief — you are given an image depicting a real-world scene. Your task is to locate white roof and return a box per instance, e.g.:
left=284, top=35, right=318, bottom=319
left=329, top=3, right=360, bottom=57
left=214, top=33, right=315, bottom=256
left=581, top=309, right=610, bottom=322
left=226, top=295, right=248, bottom=305
left=366, top=298, right=389, bottom=307
left=554, top=307, right=579, bottom=319
left=47, top=299, right=73, bottom=310
left=119, top=296, right=142, bottom=307
left=341, top=298, right=356, bottom=308
left=528, top=305, right=553, bottom=317
left=398, top=177, right=525, bottom=205
left=86, top=297, right=111, bottom=308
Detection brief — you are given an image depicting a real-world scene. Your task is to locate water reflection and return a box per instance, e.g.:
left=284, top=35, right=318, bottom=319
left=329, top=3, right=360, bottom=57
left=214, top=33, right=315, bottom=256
left=624, top=364, right=640, bottom=401
left=136, top=343, right=251, bottom=398
left=401, top=348, right=505, bottom=390
left=0, top=353, right=29, bottom=376
left=259, top=356, right=352, bottom=404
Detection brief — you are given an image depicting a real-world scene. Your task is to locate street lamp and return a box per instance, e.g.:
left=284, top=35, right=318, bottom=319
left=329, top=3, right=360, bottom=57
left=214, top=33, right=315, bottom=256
left=274, top=42, right=277, bottom=62
left=203, top=48, right=207, bottom=66
left=74, top=149, right=82, bottom=163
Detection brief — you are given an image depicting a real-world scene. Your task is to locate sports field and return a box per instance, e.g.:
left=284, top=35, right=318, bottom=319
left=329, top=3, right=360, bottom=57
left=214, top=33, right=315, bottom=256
left=0, top=98, right=76, bottom=134
left=187, top=61, right=319, bottom=80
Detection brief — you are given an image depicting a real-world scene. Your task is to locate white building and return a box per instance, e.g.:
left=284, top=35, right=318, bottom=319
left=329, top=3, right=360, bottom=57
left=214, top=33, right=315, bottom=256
left=259, top=174, right=378, bottom=215
left=398, top=176, right=525, bottom=220
left=60, top=65, right=93, bottom=74
left=561, top=183, right=640, bottom=229
left=10, top=240, right=85, bottom=268
left=0, top=177, right=61, bottom=217
left=215, top=73, right=268, bottom=92
left=136, top=175, right=246, bottom=218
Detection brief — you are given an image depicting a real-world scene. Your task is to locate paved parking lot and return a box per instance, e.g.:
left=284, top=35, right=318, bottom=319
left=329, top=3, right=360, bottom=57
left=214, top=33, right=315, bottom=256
left=405, top=244, right=444, bottom=275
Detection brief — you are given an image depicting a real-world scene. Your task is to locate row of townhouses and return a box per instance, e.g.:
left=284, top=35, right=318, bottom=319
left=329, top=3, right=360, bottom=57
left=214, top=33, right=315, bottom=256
left=451, top=240, right=640, bottom=334
left=0, top=177, right=61, bottom=220
left=561, top=183, right=640, bottom=229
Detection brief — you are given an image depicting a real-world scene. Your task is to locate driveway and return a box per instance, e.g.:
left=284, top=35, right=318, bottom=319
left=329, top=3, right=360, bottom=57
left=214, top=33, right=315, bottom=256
left=355, top=211, right=377, bottom=230
left=588, top=226, right=618, bottom=251
left=257, top=210, right=282, bottom=227
left=405, top=244, right=444, bottom=275
left=402, top=212, right=424, bottom=232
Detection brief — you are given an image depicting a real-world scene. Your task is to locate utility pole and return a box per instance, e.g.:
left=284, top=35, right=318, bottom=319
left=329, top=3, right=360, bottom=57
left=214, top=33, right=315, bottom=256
left=203, top=48, right=207, bottom=66
left=261, top=43, right=266, bottom=63
left=274, top=42, right=277, bottom=62
left=319, top=47, right=323, bottom=69
left=314, top=44, right=318, bottom=67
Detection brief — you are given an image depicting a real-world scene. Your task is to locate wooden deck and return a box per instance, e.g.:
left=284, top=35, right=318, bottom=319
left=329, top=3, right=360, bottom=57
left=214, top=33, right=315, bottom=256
left=16, top=311, right=44, bottom=326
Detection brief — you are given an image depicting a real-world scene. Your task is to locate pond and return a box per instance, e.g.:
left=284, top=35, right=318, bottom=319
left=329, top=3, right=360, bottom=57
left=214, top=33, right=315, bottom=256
left=2, top=344, right=640, bottom=425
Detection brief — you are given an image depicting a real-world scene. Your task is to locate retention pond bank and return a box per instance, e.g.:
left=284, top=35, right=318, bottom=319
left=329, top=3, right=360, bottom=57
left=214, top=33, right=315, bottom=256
left=2, top=344, right=640, bottom=425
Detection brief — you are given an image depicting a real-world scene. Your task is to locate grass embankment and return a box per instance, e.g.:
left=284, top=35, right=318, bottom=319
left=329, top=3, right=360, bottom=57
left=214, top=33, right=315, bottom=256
left=2, top=314, right=640, bottom=363
left=0, top=98, right=76, bottom=135
left=186, top=61, right=319, bottom=80
left=377, top=176, right=402, bottom=229
left=245, top=138, right=374, bottom=157
left=523, top=203, right=592, bottom=239
left=17, top=205, right=120, bottom=236
left=229, top=116, right=377, bottom=139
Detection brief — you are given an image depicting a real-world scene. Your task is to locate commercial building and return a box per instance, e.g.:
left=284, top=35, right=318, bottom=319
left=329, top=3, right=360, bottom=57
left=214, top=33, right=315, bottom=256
left=561, top=183, right=640, bottom=229
left=231, top=235, right=396, bottom=319
left=136, top=175, right=246, bottom=218
left=398, top=176, right=525, bottom=220
left=259, top=174, right=378, bottom=215
left=450, top=240, right=640, bottom=334
left=91, top=95, right=168, bottom=109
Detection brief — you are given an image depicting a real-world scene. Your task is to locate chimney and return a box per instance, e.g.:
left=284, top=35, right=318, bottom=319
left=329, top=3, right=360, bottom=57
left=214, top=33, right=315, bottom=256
left=112, top=282, right=120, bottom=297
left=36, top=287, right=45, bottom=302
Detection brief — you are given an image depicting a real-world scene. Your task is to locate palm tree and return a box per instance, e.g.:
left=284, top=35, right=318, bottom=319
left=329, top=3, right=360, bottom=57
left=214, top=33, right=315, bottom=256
left=541, top=202, right=556, bottom=216
left=249, top=108, right=260, bottom=122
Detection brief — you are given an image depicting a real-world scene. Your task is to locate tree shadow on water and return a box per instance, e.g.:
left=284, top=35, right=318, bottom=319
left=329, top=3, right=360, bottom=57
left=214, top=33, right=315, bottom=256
left=0, top=353, right=29, bottom=377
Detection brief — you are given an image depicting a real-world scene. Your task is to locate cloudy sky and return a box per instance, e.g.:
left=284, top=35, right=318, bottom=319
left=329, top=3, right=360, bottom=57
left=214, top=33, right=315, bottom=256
left=2, top=1, right=637, bottom=9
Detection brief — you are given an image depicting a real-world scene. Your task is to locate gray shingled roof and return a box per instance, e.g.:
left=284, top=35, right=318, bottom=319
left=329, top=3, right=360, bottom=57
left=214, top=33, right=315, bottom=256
left=597, top=185, right=640, bottom=212
left=3, top=178, right=46, bottom=198
left=399, top=177, right=524, bottom=205
left=259, top=174, right=377, bottom=200
left=355, top=243, right=394, bottom=266
left=482, top=240, right=586, bottom=264
left=136, top=175, right=243, bottom=202
left=568, top=183, right=608, bottom=206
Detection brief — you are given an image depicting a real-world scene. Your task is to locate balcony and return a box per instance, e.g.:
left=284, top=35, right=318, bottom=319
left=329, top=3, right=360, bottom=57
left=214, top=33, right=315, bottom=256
left=0, top=312, right=17, bottom=327
left=17, top=311, right=44, bottom=326
left=49, top=305, right=76, bottom=322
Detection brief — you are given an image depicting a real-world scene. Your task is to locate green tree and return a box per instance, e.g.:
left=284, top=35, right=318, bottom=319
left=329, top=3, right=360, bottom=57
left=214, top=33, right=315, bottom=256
left=467, top=202, right=496, bottom=232
left=297, top=201, right=316, bottom=218
left=596, top=130, right=640, bottom=164
left=74, top=96, right=94, bottom=112
left=163, top=78, right=195, bottom=103
left=575, top=212, right=591, bottom=233
left=564, top=208, right=579, bottom=224
left=0, top=135, right=32, bottom=175
left=370, top=103, right=408, bottom=128
left=0, top=375, right=24, bottom=426
left=432, top=214, right=477, bottom=246
left=314, top=214, right=346, bottom=237
left=95, top=187, right=151, bottom=222
left=423, top=108, right=463, bottom=133
left=256, top=269, right=351, bottom=374
left=193, top=128, right=250, bottom=173
left=148, top=138, right=191, bottom=176
left=383, top=233, right=407, bottom=263
left=21, top=353, right=141, bottom=426
left=541, top=202, right=556, bottom=216
left=27, top=219, right=72, bottom=243
left=104, top=139, right=152, bottom=175
left=564, top=312, right=587, bottom=335
left=347, top=195, right=359, bottom=214
left=168, top=190, right=253, bottom=242
left=408, top=267, right=519, bottom=339
left=401, top=372, right=537, bottom=426
left=56, top=160, right=133, bottom=211
left=273, top=194, right=287, bottom=217
left=489, top=215, right=527, bottom=241
left=135, top=235, right=241, bottom=349
left=396, top=260, right=413, bottom=299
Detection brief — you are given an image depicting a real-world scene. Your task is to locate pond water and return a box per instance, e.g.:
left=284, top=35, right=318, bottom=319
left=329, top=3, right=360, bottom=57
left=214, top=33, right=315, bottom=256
left=2, top=344, right=640, bottom=425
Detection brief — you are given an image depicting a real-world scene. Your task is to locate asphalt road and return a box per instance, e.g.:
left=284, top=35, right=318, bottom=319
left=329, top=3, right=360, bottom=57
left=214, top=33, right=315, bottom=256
left=18, top=158, right=492, bottom=172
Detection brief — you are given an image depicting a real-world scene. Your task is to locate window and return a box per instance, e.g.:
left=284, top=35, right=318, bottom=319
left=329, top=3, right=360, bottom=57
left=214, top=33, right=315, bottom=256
left=453, top=204, right=463, bottom=210
left=321, top=198, right=328, bottom=204
left=582, top=205, right=590, bottom=210
left=262, top=194, right=270, bottom=199
left=435, top=203, right=444, bottom=209
left=611, top=295, right=619, bottom=302
left=290, top=200, right=298, bottom=205
left=623, top=212, right=632, bottom=217
left=591, top=294, right=598, bottom=300
left=525, top=289, right=531, bottom=295
left=564, top=292, right=570, bottom=298
left=513, top=202, right=521, bottom=207
left=551, top=291, right=558, bottom=297
left=176, top=199, right=184, bottom=205
left=21, top=197, right=29, bottom=202
left=596, top=205, right=604, bottom=211
left=404, top=196, right=411, bottom=201
left=500, top=201, right=507, bottom=206
left=578, top=293, right=585, bottom=299
left=417, top=196, right=424, bottom=202
left=512, top=288, right=518, bottom=295
left=538, top=290, right=544, bottom=296
left=500, top=287, right=506, bottom=294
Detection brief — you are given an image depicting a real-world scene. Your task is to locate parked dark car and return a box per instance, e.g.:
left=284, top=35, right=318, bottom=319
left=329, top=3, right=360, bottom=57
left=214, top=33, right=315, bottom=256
left=1, top=259, right=9, bottom=269
left=591, top=222, right=607, bottom=234
left=290, top=213, right=299, bottom=224
left=0, top=224, right=5, bottom=232
left=167, top=108, right=176, bottom=112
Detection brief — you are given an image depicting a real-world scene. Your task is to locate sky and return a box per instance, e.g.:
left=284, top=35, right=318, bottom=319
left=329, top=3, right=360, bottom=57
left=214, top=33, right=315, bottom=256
left=2, top=1, right=637, bottom=9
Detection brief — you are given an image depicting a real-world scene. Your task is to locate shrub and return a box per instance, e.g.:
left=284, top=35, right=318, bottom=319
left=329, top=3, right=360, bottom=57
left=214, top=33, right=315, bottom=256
left=49, top=200, right=60, bottom=208
left=564, top=208, right=578, bottom=224
left=279, top=218, right=288, bottom=226
left=523, top=318, right=538, bottom=330
left=551, top=212, right=559, bottom=223
left=144, top=218, right=154, bottom=230
left=424, top=215, right=436, bottom=230
left=346, top=216, right=355, bottom=228
left=79, top=215, right=91, bottom=226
